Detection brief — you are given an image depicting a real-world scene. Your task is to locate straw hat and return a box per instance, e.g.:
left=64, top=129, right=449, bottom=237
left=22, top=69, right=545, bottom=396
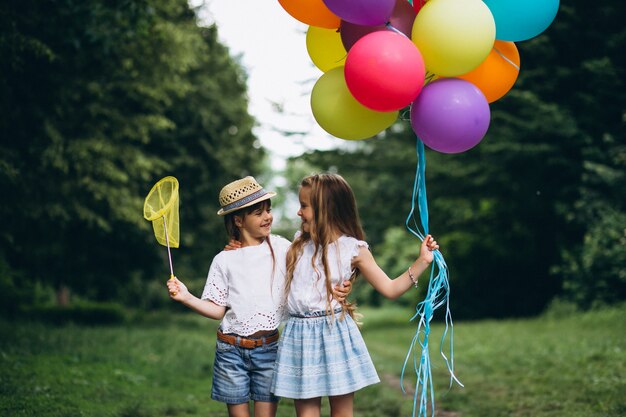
left=217, top=176, right=276, bottom=216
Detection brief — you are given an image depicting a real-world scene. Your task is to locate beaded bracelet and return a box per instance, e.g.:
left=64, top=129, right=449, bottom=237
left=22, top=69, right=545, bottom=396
left=408, top=266, right=418, bottom=288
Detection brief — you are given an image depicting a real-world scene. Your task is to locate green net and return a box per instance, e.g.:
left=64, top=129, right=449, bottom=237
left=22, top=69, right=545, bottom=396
left=143, top=176, right=179, bottom=248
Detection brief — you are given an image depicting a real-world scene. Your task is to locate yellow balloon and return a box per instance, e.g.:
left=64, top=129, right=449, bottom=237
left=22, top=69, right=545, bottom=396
left=306, top=26, right=347, bottom=72
left=412, top=0, right=495, bottom=77
left=311, top=67, right=398, bottom=140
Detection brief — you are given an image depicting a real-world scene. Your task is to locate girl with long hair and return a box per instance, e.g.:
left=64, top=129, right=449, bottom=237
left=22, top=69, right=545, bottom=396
left=271, top=173, right=438, bottom=417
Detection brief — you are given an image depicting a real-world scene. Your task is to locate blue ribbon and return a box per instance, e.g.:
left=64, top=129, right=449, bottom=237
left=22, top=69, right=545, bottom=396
left=221, top=189, right=268, bottom=213
left=401, top=138, right=463, bottom=417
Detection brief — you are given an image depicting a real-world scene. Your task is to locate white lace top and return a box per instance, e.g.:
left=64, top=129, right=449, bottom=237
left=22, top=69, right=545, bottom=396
left=201, top=235, right=291, bottom=336
left=288, top=234, right=368, bottom=314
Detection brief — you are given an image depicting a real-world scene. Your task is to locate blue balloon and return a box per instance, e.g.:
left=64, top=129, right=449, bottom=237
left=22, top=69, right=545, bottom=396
left=483, top=0, right=559, bottom=42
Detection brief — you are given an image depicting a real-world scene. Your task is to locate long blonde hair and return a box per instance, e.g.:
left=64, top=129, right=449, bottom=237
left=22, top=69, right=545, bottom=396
left=285, top=173, right=365, bottom=321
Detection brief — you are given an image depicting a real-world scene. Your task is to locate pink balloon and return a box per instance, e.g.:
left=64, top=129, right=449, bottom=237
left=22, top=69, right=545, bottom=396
left=410, top=78, right=490, bottom=154
left=345, top=31, right=425, bottom=112
left=340, top=0, right=416, bottom=51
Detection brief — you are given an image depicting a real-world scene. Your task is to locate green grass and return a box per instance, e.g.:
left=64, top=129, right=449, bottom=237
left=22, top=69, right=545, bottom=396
left=1, top=305, right=624, bottom=417
left=360, top=305, right=626, bottom=417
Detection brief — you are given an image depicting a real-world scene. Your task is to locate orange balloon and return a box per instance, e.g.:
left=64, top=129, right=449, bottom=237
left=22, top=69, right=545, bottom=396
left=456, top=40, right=520, bottom=103
left=278, top=0, right=340, bottom=29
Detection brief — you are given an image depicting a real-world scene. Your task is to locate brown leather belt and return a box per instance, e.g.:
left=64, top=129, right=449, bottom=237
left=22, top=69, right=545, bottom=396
left=217, top=330, right=279, bottom=349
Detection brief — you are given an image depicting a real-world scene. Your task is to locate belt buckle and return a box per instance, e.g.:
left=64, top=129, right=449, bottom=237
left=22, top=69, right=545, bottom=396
left=221, top=331, right=275, bottom=349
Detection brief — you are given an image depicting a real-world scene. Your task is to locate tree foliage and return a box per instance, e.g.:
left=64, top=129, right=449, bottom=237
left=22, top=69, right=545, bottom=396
left=0, top=0, right=623, bottom=318
left=0, top=0, right=264, bottom=308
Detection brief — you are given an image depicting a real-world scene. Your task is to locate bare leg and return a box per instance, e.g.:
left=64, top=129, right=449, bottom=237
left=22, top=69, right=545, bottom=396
left=329, top=393, right=354, bottom=417
left=253, top=401, right=278, bottom=417
left=294, top=397, right=322, bottom=417
left=227, top=403, right=250, bottom=417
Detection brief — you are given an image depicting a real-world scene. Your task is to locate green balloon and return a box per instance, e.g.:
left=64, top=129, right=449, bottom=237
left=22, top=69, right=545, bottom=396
left=311, top=67, right=398, bottom=140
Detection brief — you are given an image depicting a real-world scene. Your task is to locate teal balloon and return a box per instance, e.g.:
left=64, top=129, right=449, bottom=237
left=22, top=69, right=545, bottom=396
left=484, top=0, right=559, bottom=42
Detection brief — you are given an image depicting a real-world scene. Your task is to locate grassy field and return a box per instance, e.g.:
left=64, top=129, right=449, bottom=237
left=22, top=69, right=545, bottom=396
left=0, top=304, right=624, bottom=417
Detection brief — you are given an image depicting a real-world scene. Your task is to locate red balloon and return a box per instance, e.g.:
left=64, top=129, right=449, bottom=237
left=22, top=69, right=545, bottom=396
left=340, top=0, right=416, bottom=51
left=345, top=31, right=425, bottom=112
left=413, top=0, right=427, bottom=14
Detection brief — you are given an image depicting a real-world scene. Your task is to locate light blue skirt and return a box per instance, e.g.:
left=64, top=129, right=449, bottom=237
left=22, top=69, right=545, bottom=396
left=271, top=310, right=380, bottom=399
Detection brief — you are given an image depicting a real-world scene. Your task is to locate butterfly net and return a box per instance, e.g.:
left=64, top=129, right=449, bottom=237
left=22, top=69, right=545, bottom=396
left=143, top=176, right=179, bottom=248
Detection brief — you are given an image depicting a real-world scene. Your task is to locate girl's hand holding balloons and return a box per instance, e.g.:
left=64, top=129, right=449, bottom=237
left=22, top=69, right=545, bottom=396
left=419, top=234, right=439, bottom=265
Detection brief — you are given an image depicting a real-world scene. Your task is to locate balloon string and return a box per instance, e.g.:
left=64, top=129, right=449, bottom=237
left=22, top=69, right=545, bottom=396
left=401, top=137, right=463, bottom=417
left=424, top=72, right=437, bottom=85
left=385, top=22, right=408, bottom=39
left=493, top=46, right=520, bottom=71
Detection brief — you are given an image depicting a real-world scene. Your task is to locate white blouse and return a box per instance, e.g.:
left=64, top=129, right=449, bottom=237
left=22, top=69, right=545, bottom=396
left=201, top=235, right=291, bottom=336
left=288, top=234, right=368, bottom=314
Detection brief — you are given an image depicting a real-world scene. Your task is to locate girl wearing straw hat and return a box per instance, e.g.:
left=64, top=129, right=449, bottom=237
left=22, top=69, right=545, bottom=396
left=270, top=173, right=438, bottom=417
left=166, top=176, right=350, bottom=417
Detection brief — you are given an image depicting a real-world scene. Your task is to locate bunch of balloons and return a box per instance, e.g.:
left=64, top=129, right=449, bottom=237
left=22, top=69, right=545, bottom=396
left=279, top=0, right=559, bottom=153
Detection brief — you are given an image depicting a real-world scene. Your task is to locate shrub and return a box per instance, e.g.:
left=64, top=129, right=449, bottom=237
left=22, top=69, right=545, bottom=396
left=24, top=301, right=127, bottom=325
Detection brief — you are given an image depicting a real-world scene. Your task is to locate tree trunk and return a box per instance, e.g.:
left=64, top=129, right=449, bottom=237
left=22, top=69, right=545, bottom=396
left=56, top=285, right=70, bottom=306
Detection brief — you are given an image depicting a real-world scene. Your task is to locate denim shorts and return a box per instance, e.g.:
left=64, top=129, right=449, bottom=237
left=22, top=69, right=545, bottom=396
left=211, top=336, right=280, bottom=404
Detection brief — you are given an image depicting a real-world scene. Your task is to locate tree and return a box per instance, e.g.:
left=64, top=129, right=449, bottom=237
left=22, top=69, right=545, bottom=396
left=543, top=2, right=626, bottom=308
left=0, top=0, right=265, bottom=307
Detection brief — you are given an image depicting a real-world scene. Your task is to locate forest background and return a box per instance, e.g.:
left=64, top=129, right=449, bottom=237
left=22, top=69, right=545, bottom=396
left=0, top=0, right=624, bottom=322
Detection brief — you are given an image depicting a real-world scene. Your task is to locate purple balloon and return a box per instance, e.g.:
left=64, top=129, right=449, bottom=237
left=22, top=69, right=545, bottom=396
left=340, top=0, right=416, bottom=51
left=410, top=79, right=491, bottom=154
left=323, top=0, right=395, bottom=26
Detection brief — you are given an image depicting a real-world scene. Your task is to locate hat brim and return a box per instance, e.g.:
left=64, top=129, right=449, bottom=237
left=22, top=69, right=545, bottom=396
left=217, top=191, right=276, bottom=216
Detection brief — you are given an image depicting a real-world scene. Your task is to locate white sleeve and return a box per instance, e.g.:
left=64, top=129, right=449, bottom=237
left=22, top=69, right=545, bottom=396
left=201, top=256, right=229, bottom=306
left=350, top=239, right=369, bottom=259
left=346, top=238, right=369, bottom=278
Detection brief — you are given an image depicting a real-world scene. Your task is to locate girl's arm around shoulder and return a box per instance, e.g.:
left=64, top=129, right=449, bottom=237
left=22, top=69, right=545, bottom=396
left=352, top=234, right=439, bottom=300
left=167, top=277, right=226, bottom=320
